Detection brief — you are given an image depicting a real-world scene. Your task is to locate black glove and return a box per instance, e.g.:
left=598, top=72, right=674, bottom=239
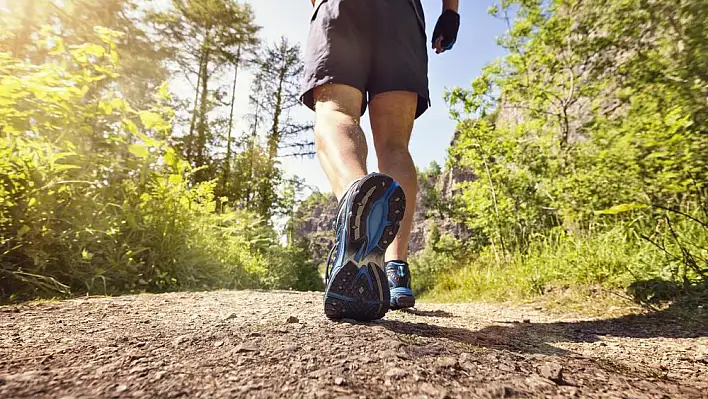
left=431, top=9, right=460, bottom=53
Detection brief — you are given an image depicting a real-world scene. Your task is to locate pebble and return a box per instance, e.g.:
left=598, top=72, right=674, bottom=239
left=235, top=342, right=259, bottom=353
left=436, top=357, right=458, bottom=369
left=538, top=362, right=564, bottom=383
left=115, top=384, right=128, bottom=393
left=498, top=362, right=517, bottom=372
left=280, top=344, right=299, bottom=352
left=334, top=377, right=345, bottom=386
left=287, top=316, right=299, bottom=323
left=384, top=367, right=407, bottom=379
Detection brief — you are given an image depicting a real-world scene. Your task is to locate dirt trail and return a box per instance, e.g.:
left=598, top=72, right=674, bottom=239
left=1, top=291, right=706, bottom=398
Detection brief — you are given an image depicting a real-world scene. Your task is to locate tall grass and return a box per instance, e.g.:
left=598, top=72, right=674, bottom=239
left=415, top=207, right=707, bottom=306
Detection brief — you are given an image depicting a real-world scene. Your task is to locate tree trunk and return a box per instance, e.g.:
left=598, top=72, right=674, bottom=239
left=222, top=45, right=242, bottom=194
left=268, top=65, right=287, bottom=161
left=195, top=29, right=211, bottom=178
left=187, top=47, right=205, bottom=163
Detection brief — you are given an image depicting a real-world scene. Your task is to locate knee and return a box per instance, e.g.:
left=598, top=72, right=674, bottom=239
left=374, top=138, right=410, bottom=158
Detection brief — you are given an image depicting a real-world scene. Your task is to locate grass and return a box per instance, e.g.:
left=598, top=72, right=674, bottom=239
left=413, top=217, right=707, bottom=317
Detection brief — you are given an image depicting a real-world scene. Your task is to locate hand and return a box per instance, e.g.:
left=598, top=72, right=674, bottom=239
left=432, top=9, right=460, bottom=54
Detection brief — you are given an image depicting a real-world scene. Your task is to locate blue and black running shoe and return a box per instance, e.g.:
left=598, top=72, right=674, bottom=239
left=324, top=173, right=406, bottom=321
left=386, top=260, right=415, bottom=310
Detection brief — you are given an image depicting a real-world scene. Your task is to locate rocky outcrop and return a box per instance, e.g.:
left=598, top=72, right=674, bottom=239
left=293, top=164, right=475, bottom=264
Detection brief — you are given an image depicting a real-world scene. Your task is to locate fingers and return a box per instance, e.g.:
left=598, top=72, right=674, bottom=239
left=433, top=36, right=445, bottom=54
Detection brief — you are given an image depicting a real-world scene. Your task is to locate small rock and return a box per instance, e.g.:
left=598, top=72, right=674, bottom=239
left=309, top=369, right=329, bottom=378
left=172, top=335, right=189, bottom=347
left=420, top=383, right=439, bottom=396
left=382, top=339, right=403, bottom=350
left=235, top=342, right=259, bottom=353
left=498, top=362, right=516, bottom=372
left=224, top=313, right=238, bottom=320
left=459, top=361, right=476, bottom=372
left=538, top=362, right=563, bottom=383
left=378, top=349, right=398, bottom=360
left=280, top=344, right=299, bottom=353
left=522, top=319, right=531, bottom=323
left=287, top=316, right=299, bottom=323
left=115, top=384, right=128, bottom=393
left=436, top=357, right=458, bottom=369
left=384, top=367, right=407, bottom=379
left=152, top=371, right=167, bottom=381
left=213, top=340, right=224, bottom=348
left=525, top=375, right=557, bottom=391
left=334, top=377, right=345, bottom=386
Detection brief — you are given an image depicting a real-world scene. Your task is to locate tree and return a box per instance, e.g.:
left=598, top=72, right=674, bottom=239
left=250, top=37, right=314, bottom=160
left=243, top=37, right=314, bottom=220
left=0, top=0, right=170, bottom=109
left=150, top=0, right=259, bottom=180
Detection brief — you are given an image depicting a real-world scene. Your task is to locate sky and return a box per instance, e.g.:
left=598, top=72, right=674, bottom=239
left=220, top=0, right=510, bottom=194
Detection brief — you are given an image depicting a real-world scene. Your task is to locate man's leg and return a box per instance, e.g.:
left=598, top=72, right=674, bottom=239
left=312, top=83, right=406, bottom=321
left=312, top=84, right=367, bottom=200
left=369, top=91, right=418, bottom=262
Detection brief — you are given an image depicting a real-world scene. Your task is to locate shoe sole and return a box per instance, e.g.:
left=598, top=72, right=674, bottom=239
left=324, top=174, right=406, bottom=321
left=390, top=287, right=416, bottom=310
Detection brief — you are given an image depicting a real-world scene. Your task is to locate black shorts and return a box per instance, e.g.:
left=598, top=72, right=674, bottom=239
left=301, top=0, right=430, bottom=119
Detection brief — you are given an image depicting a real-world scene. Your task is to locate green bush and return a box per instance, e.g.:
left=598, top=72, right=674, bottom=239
left=0, top=29, right=319, bottom=302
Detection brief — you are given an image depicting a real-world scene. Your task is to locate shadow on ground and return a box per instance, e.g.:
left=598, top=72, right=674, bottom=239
left=380, top=286, right=708, bottom=356
left=401, top=308, right=454, bottom=318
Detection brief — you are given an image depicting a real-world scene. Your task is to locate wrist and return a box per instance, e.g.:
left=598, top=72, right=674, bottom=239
left=442, top=0, right=458, bottom=12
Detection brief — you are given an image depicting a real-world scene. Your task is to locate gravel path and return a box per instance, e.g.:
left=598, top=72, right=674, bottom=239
left=1, top=290, right=706, bottom=398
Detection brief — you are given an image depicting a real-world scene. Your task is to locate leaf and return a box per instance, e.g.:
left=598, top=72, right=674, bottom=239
left=54, top=164, right=81, bottom=172
left=168, top=173, right=183, bottom=185
left=123, top=119, right=138, bottom=135
left=82, top=44, right=106, bottom=58
left=17, top=225, right=30, bottom=238
left=128, top=143, right=149, bottom=159
left=594, top=203, right=648, bottom=215
left=81, top=249, right=94, bottom=260
left=163, top=149, right=177, bottom=167
left=139, top=111, right=165, bottom=130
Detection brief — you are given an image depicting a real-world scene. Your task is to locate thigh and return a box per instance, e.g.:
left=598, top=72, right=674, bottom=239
left=301, top=0, right=372, bottom=116
left=368, top=0, right=430, bottom=119
left=369, top=91, right=417, bottom=152
left=313, top=83, right=364, bottom=121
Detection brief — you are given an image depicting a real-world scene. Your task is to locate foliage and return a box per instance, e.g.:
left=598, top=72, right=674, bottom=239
left=1, top=0, right=170, bottom=109
left=420, top=0, right=707, bottom=304
left=0, top=28, right=319, bottom=302
left=150, top=0, right=260, bottom=184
